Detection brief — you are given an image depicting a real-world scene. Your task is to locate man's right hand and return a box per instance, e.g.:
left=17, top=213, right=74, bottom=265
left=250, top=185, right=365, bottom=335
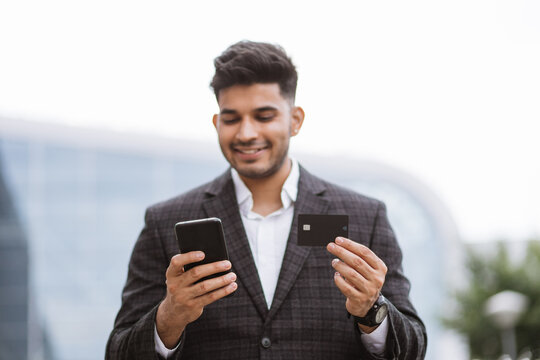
left=156, top=251, right=238, bottom=349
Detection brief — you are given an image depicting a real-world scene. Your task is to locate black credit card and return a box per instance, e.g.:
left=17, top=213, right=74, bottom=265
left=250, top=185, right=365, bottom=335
left=297, top=214, right=349, bottom=246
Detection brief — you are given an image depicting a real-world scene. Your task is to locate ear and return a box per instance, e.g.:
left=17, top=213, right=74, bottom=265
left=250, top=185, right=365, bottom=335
left=290, top=106, right=305, bottom=137
left=212, top=114, right=218, bottom=129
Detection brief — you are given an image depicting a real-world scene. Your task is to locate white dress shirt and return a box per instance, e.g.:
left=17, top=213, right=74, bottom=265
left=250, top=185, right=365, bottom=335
left=231, top=159, right=298, bottom=308
left=155, top=159, right=387, bottom=357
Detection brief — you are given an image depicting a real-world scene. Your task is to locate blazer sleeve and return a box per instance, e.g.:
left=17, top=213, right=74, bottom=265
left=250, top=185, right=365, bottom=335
left=105, top=207, right=185, bottom=360
left=356, top=201, right=427, bottom=360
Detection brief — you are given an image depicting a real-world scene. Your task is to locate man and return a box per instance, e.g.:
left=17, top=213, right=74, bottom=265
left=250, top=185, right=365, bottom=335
left=106, top=41, right=427, bottom=359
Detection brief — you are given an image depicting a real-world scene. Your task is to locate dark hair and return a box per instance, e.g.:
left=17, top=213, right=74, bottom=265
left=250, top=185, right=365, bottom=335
left=210, top=40, right=298, bottom=102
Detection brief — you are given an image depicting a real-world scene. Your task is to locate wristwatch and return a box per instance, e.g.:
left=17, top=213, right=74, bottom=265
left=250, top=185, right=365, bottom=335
left=351, top=295, right=389, bottom=327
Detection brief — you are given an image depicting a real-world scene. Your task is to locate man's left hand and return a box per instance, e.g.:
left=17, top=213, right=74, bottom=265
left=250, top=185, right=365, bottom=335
left=326, top=237, right=388, bottom=332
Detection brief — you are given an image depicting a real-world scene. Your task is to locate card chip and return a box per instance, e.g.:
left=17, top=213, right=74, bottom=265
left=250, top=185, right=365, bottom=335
left=303, top=224, right=311, bottom=231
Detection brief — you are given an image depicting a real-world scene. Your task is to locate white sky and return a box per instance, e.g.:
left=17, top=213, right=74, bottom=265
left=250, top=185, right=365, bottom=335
left=1, top=0, right=539, bottom=243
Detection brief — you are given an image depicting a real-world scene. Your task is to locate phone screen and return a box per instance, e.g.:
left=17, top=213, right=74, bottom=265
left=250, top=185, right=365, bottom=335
left=175, top=218, right=230, bottom=282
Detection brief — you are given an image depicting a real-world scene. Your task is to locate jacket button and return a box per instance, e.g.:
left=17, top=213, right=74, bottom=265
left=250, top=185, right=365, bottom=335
left=261, top=337, right=271, bottom=349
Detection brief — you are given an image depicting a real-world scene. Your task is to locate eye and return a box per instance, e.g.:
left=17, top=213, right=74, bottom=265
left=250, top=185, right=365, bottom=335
left=221, top=116, right=240, bottom=124
left=256, top=112, right=275, bottom=122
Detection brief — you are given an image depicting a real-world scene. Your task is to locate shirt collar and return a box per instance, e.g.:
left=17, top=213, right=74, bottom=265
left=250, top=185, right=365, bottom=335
left=231, top=158, right=299, bottom=216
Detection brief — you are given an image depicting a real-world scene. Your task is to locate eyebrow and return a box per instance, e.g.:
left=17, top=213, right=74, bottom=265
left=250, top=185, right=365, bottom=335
left=220, top=106, right=278, bottom=115
left=254, top=106, right=278, bottom=112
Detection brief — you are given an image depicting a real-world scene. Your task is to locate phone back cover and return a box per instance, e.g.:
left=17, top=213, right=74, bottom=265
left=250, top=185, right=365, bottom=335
left=174, top=218, right=231, bottom=283
left=297, top=214, right=349, bottom=246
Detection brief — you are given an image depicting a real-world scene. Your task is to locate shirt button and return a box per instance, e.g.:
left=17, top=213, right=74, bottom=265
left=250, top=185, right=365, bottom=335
left=261, top=337, right=271, bottom=349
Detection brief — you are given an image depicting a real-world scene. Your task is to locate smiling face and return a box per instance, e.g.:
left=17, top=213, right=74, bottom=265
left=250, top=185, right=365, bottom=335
left=212, top=83, right=304, bottom=180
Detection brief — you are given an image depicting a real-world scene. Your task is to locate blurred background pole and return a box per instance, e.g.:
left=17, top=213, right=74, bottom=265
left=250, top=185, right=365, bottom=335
left=485, top=291, right=529, bottom=360
left=501, top=327, right=517, bottom=360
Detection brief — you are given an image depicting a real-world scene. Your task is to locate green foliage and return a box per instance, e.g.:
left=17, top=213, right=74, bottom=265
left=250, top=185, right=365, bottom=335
left=442, top=239, right=540, bottom=359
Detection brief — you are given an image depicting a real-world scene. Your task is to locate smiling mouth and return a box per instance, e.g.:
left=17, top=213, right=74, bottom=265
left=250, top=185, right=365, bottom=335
left=233, top=145, right=269, bottom=155
left=235, top=148, right=264, bottom=154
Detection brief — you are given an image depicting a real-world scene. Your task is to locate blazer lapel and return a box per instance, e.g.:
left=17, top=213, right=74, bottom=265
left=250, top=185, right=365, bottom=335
left=267, top=167, right=330, bottom=321
left=202, top=170, right=269, bottom=319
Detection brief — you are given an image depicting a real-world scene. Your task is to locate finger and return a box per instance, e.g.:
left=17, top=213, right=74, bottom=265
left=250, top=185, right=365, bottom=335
left=182, top=260, right=232, bottom=286
left=190, top=272, right=237, bottom=297
left=198, top=281, right=238, bottom=307
left=333, top=271, right=362, bottom=300
left=331, top=258, right=369, bottom=292
left=327, top=242, right=377, bottom=280
left=167, top=252, right=205, bottom=277
left=334, top=272, right=377, bottom=317
left=336, top=237, right=386, bottom=270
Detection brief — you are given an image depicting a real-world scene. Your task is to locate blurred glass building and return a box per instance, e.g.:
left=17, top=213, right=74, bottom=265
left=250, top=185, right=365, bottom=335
left=0, top=117, right=465, bottom=359
left=0, top=154, right=29, bottom=359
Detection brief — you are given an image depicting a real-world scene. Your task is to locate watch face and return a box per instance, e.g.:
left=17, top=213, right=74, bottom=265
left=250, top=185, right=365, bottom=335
left=375, top=304, right=388, bottom=323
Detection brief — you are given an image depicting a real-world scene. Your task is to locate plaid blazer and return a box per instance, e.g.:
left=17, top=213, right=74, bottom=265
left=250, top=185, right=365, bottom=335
left=106, top=166, right=427, bottom=360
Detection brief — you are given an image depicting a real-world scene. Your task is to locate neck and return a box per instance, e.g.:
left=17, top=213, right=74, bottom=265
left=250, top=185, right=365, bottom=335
left=240, top=158, right=292, bottom=216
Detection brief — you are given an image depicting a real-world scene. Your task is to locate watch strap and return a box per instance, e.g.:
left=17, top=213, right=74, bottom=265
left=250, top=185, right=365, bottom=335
left=348, top=295, right=387, bottom=327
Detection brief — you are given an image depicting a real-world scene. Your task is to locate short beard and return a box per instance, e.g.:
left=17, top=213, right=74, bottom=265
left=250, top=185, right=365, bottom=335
left=230, top=142, right=290, bottom=180
left=235, top=155, right=288, bottom=179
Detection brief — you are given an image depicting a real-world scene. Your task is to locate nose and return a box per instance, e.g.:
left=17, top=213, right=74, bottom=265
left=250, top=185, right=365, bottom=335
left=236, top=117, right=258, bottom=142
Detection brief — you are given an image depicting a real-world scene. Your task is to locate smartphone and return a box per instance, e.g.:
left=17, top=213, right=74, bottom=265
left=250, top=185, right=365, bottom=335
left=174, top=217, right=231, bottom=283
left=297, top=214, right=349, bottom=246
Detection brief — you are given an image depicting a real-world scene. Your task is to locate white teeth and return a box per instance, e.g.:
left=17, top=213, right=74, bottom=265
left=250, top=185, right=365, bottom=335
left=238, top=149, right=261, bottom=154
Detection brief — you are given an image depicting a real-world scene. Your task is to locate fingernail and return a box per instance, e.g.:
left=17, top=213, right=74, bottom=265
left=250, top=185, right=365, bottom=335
left=196, top=252, right=204, bottom=259
left=328, top=243, right=335, bottom=250
left=335, top=272, right=341, bottom=277
left=230, top=282, right=238, bottom=290
left=335, top=237, right=344, bottom=244
left=227, top=272, right=236, bottom=281
left=222, top=261, right=231, bottom=269
left=332, top=258, right=339, bottom=267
